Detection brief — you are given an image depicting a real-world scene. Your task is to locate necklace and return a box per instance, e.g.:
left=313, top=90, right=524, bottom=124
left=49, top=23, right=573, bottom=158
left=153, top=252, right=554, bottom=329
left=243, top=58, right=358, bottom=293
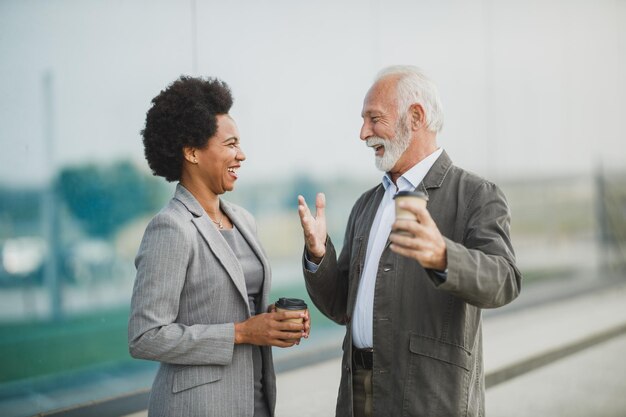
left=209, top=211, right=224, bottom=229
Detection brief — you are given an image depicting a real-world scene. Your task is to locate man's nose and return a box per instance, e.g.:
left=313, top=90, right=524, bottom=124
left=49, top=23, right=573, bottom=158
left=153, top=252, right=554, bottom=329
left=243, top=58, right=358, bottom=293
left=360, top=121, right=372, bottom=141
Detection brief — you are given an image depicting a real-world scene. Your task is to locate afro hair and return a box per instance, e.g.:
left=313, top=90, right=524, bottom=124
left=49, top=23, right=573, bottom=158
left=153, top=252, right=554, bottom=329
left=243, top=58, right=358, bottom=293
left=141, top=76, right=233, bottom=182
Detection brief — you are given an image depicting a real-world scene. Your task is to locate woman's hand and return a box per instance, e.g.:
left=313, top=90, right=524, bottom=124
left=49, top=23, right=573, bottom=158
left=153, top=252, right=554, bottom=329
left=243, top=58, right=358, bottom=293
left=303, top=309, right=311, bottom=339
left=235, top=310, right=308, bottom=348
left=267, top=304, right=311, bottom=342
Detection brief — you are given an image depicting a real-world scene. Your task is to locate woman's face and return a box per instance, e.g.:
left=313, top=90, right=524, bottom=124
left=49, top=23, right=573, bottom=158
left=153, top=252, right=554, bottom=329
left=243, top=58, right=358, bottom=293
left=194, top=114, right=246, bottom=195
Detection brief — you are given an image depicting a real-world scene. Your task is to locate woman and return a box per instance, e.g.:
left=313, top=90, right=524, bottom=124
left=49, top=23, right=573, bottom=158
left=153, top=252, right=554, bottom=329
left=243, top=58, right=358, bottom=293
left=129, top=76, right=309, bottom=417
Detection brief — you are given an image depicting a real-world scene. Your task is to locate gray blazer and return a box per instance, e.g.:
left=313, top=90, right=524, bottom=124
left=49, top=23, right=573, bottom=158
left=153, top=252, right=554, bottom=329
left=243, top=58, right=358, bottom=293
left=129, top=184, right=276, bottom=417
left=304, top=151, right=522, bottom=417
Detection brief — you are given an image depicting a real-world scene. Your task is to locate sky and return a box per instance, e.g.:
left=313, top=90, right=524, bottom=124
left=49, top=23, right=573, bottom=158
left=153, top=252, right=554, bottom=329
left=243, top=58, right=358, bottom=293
left=1, top=0, right=625, bottom=187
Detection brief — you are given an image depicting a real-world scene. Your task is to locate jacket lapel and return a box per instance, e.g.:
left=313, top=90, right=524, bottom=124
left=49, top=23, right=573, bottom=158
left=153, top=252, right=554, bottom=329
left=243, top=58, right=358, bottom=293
left=174, top=184, right=250, bottom=314
left=381, top=150, right=452, bottom=252
left=349, top=184, right=385, bottom=309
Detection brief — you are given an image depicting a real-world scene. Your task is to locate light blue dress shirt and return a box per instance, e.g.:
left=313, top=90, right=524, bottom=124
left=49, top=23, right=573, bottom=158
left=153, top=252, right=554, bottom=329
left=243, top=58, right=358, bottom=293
left=306, top=148, right=444, bottom=348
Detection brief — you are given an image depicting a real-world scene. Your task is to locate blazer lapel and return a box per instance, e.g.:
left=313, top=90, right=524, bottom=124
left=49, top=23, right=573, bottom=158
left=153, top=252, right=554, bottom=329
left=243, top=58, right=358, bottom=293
left=174, top=185, right=250, bottom=313
left=381, top=151, right=452, bottom=252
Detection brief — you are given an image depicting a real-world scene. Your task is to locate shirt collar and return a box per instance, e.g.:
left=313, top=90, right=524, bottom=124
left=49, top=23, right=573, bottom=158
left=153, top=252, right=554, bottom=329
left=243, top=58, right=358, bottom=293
left=382, top=147, right=444, bottom=192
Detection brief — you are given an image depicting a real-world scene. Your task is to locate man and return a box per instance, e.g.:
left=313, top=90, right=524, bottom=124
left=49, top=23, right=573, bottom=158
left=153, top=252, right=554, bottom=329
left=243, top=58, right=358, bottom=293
left=297, top=65, right=521, bottom=417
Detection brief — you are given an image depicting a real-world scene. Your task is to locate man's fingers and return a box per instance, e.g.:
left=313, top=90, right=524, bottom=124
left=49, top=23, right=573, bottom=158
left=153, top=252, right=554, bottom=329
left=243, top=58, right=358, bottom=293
left=315, top=193, right=326, bottom=220
left=298, top=195, right=312, bottom=218
left=299, top=193, right=326, bottom=220
left=298, top=196, right=316, bottom=234
left=415, top=205, right=435, bottom=226
left=391, top=219, right=424, bottom=237
left=389, top=229, right=416, bottom=247
left=389, top=242, right=421, bottom=259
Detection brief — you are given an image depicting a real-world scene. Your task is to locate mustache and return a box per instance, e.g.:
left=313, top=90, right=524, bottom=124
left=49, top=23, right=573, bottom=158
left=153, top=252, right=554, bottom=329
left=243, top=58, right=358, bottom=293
left=366, top=137, right=387, bottom=148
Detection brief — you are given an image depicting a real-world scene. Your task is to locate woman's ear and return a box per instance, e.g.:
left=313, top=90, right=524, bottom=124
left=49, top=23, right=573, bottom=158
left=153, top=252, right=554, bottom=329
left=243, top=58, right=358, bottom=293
left=409, top=103, right=426, bottom=131
left=183, top=146, right=198, bottom=164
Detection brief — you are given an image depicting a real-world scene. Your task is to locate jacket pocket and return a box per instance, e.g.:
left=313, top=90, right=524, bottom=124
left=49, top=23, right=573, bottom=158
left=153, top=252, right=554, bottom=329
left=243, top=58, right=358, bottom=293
left=402, top=333, right=472, bottom=416
left=172, top=365, right=223, bottom=393
left=408, top=333, right=471, bottom=371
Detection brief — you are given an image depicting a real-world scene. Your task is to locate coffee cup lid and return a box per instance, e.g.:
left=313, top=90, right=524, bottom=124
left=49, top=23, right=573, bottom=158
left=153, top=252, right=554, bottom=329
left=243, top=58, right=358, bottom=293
left=394, top=190, right=428, bottom=200
left=275, top=297, right=307, bottom=310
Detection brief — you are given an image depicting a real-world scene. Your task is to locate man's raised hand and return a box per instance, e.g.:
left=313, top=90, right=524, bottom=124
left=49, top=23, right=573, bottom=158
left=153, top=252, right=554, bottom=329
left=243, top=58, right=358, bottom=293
left=297, top=193, right=327, bottom=263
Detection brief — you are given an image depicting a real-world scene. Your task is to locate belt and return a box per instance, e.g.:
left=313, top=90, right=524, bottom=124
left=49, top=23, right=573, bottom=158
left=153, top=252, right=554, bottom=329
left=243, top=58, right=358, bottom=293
left=352, top=347, right=373, bottom=370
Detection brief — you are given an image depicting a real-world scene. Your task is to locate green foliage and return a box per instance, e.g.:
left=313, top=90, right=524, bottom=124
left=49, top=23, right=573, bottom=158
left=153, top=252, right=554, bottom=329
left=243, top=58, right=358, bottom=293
left=56, top=161, right=165, bottom=238
left=0, top=188, right=42, bottom=239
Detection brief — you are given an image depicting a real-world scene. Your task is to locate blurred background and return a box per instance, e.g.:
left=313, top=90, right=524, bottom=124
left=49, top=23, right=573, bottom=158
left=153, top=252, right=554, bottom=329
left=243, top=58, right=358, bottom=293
left=1, top=0, right=625, bottom=416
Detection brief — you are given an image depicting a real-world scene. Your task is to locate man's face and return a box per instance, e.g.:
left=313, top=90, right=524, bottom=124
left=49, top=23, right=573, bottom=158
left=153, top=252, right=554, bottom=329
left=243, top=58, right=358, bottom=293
left=368, top=118, right=412, bottom=172
left=360, top=77, right=412, bottom=173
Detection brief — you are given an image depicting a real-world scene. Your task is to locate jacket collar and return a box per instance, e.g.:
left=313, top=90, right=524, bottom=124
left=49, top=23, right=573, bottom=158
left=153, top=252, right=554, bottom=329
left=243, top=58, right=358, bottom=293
left=417, top=149, right=453, bottom=194
left=174, top=183, right=205, bottom=217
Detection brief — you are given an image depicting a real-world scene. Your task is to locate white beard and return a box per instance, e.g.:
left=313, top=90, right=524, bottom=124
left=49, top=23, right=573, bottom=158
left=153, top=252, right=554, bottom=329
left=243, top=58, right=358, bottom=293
left=366, top=123, right=412, bottom=172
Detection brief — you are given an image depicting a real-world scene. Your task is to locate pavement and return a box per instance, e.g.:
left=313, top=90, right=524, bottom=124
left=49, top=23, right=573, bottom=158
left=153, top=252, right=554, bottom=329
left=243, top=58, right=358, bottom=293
left=271, top=279, right=626, bottom=417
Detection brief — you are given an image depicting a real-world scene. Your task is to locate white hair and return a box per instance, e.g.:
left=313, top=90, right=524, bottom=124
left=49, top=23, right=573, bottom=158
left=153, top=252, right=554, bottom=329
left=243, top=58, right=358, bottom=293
left=375, top=65, right=444, bottom=133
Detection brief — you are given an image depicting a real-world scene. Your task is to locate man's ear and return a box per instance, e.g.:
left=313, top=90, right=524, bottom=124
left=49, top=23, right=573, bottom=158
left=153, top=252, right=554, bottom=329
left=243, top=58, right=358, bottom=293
left=409, top=103, right=426, bottom=131
left=183, top=146, right=197, bottom=164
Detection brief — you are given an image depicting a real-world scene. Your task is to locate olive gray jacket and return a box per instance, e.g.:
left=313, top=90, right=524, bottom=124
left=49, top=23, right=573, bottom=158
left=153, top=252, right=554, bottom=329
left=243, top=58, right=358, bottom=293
left=129, top=184, right=276, bottom=417
left=304, top=151, right=521, bottom=417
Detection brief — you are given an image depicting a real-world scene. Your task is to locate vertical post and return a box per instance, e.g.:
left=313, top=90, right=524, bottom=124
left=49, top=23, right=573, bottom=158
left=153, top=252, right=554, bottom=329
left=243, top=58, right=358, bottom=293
left=42, top=70, right=62, bottom=321
left=594, top=162, right=614, bottom=277
left=483, top=0, right=496, bottom=177
left=190, top=0, right=198, bottom=75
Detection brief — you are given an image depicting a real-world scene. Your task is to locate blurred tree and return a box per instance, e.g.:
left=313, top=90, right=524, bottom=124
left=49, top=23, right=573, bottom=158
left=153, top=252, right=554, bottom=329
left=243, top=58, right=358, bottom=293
left=288, top=174, right=319, bottom=210
left=56, top=161, right=165, bottom=238
left=0, top=188, right=41, bottom=239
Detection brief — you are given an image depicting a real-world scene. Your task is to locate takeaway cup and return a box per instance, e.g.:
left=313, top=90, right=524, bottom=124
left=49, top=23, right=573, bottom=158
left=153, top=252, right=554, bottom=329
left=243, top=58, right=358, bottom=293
left=275, top=297, right=308, bottom=324
left=393, top=191, right=428, bottom=236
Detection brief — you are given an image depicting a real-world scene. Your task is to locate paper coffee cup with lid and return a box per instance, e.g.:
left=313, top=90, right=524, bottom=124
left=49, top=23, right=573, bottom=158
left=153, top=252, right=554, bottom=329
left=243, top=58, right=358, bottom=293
left=394, top=190, right=428, bottom=220
left=275, top=297, right=308, bottom=324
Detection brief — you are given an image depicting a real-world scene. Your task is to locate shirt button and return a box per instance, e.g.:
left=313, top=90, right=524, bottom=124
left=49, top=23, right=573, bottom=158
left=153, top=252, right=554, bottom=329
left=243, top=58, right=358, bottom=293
left=383, top=267, right=392, bottom=272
